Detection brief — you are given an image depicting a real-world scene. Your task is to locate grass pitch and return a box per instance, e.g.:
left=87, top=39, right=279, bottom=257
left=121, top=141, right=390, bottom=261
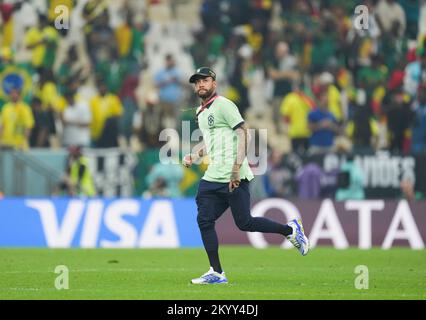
left=0, top=247, right=425, bottom=300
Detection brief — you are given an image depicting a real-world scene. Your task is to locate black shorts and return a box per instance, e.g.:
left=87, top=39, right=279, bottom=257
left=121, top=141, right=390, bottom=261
left=195, top=179, right=251, bottom=226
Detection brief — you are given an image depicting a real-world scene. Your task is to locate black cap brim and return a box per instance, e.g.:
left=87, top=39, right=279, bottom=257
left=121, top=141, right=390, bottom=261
left=189, top=73, right=212, bottom=83
left=189, top=67, right=216, bottom=83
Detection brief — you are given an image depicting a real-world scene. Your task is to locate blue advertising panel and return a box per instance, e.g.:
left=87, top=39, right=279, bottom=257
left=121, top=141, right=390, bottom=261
left=0, top=198, right=202, bottom=248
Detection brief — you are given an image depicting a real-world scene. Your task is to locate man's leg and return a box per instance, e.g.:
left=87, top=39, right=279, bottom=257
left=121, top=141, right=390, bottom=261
left=228, top=180, right=292, bottom=236
left=229, top=180, right=310, bottom=255
left=196, top=180, right=229, bottom=273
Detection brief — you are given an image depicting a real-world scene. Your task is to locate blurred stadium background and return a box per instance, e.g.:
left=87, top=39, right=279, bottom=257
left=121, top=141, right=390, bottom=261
left=0, top=0, right=425, bottom=300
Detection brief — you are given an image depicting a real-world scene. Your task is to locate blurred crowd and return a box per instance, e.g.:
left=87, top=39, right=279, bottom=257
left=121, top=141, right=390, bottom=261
left=196, top=0, right=426, bottom=157
left=1, top=0, right=426, bottom=199
left=0, top=0, right=151, bottom=151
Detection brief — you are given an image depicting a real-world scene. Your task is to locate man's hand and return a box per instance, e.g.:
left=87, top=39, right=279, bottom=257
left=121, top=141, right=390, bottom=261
left=229, top=165, right=241, bottom=192
left=183, top=154, right=194, bottom=168
left=183, top=142, right=206, bottom=168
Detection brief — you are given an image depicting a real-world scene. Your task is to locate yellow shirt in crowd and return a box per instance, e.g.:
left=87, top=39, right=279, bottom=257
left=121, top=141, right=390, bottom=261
left=280, top=92, right=312, bottom=139
left=90, top=94, right=123, bottom=140
left=327, top=84, right=343, bottom=122
left=35, top=81, right=68, bottom=112
left=1, top=16, right=14, bottom=48
left=115, top=24, right=132, bottom=57
left=24, top=26, right=58, bottom=68
left=346, top=119, right=379, bottom=139
left=0, top=101, right=34, bottom=150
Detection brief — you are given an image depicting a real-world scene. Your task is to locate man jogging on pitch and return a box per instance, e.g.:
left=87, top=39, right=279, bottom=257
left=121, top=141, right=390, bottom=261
left=184, top=67, right=309, bottom=284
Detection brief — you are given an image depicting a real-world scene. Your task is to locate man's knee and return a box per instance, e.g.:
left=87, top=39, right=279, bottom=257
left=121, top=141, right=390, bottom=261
left=235, top=217, right=254, bottom=232
left=197, top=214, right=215, bottom=231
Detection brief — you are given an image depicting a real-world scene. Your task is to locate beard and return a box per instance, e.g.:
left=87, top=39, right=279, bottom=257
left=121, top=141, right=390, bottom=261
left=197, top=87, right=215, bottom=99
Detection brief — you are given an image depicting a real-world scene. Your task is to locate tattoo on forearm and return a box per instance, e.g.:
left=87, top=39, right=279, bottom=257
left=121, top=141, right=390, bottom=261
left=234, top=125, right=249, bottom=168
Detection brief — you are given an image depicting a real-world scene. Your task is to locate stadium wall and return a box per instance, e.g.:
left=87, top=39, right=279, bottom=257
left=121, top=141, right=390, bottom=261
left=0, top=198, right=424, bottom=249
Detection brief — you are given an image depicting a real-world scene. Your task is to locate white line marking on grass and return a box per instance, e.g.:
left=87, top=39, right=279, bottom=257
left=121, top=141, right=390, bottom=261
left=7, top=288, right=40, bottom=291
left=0, top=267, right=196, bottom=274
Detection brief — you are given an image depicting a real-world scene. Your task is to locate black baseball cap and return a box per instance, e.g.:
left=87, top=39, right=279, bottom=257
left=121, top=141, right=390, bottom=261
left=189, top=67, right=216, bottom=83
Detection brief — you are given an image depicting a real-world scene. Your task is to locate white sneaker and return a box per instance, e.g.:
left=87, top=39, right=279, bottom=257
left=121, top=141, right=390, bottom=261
left=191, top=267, right=228, bottom=284
left=287, top=219, right=310, bottom=256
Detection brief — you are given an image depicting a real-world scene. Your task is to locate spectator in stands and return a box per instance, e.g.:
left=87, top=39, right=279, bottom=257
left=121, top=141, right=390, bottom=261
left=143, top=176, right=169, bottom=198
left=0, top=45, right=13, bottom=72
left=314, top=72, right=344, bottom=123
left=200, top=0, right=221, bottom=32
left=0, top=88, right=34, bottom=150
left=227, top=39, right=252, bottom=117
left=263, top=149, right=293, bottom=198
left=24, top=13, right=59, bottom=75
left=404, top=51, right=426, bottom=98
left=308, top=91, right=341, bottom=154
left=383, top=88, right=413, bottom=153
left=90, top=80, right=123, bottom=148
left=29, top=97, right=50, bottom=148
left=82, top=0, right=110, bottom=66
left=115, top=8, right=147, bottom=68
left=61, top=91, right=92, bottom=148
left=387, top=59, right=407, bottom=92
left=335, top=154, right=365, bottom=201
left=345, top=105, right=379, bottom=154
left=309, top=14, right=339, bottom=74
left=144, top=157, right=184, bottom=198
left=266, top=41, right=299, bottom=133
left=378, top=8, right=409, bottom=73
left=82, top=0, right=108, bottom=29
left=280, top=84, right=314, bottom=155
left=57, top=146, right=96, bottom=197
left=33, top=70, right=60, bottom=147
left=119, top=72, right=140, bottom=147
left=56, top=45, right=88, bottom=96
left=154, top=54, right=184, bottom=130
left=190, top=30, right=210, bottom=68
left=133, top=91, right=165, bottom=149
left=400, top=0, right=421, bottom=39
left=205, top=27, right=225, bottom=66
left=89, top=7, right=122, bottom=94
left=0, top=0, right=23, bottom=48
left=93, top=24, right=125, bottom=94
left=375, top=0, right=406, bottom=38
left=295, top=161, right=324, bottom=200
left=411, top=84, right=426, bottom=155
left=0, top=47, right=23, bottom=110
left=356, top=53, right=388, bottom=115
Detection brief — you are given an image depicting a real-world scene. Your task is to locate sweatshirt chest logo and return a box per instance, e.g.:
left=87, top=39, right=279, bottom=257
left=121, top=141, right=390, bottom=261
left=208, top=114, right=214, bottom=127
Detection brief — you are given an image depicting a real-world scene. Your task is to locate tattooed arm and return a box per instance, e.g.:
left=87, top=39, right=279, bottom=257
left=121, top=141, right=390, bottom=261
left=229, top=123, right=250, bottom=192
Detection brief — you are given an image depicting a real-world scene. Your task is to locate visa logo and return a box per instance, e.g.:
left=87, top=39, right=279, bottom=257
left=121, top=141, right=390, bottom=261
left=26, top=199, right=180, bottom=248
